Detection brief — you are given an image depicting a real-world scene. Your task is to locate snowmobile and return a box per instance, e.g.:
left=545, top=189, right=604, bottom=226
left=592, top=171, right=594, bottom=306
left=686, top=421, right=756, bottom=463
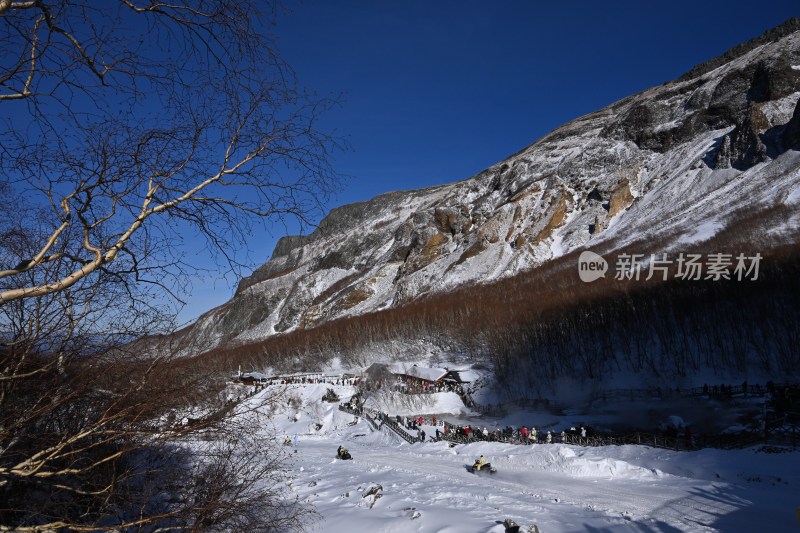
left=336, top=446, right=352, bottom=460
left=470, top=457, right=497, bottom=474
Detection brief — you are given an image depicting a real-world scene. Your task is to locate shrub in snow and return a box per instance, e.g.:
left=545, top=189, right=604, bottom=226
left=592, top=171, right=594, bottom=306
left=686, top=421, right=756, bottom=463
left=322, top=388, right=340, bottom=403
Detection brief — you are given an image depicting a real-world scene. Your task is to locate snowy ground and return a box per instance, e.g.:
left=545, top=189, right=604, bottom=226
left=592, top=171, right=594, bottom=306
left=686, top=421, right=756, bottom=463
left=244, top=383, right=800, bottom=533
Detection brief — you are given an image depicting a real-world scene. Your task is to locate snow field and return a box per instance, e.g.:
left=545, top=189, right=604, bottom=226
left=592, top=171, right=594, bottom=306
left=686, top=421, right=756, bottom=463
left=241, top=382, right=800, bottom=532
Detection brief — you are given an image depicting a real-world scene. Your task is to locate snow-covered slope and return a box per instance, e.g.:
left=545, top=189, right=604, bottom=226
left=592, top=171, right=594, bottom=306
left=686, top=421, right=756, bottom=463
left=185, top=21, right=800, bottom=352
left=250, top=379, right=800, bottom=533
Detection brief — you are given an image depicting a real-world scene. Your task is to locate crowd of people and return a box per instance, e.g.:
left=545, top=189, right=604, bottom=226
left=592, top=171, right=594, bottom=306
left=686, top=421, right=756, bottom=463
left=438, top=422, right=593, bottom=445
left=348, top=403, right=599, bottom=446
left=394, top=380, right=465, bottom=396
left=271, top=375, right=360, bottom=387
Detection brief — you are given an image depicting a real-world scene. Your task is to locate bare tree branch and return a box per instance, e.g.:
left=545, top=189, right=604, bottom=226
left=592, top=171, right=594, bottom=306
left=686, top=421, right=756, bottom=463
left=0, top=1, right=336, bottom=529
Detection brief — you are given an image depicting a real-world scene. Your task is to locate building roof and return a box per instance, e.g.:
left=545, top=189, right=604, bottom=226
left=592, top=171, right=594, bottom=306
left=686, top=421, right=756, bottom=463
left=449, top=369, right=479, bottom=383
left=238, top=371, right=270, bottom=381
left=395, top=364, right=448, bottom=382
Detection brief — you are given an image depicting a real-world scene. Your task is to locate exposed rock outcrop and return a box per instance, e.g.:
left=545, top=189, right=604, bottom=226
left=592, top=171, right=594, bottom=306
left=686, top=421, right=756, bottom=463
left=784, top=99, right=800, bottom=149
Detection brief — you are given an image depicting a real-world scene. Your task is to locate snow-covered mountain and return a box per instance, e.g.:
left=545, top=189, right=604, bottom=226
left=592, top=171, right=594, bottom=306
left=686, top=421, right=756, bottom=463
left=185, top=19, right=800, bottom=352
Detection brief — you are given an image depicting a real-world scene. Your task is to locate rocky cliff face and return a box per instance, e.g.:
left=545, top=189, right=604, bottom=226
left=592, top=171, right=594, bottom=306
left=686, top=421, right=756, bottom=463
left=184, top=20, right=800, bottom=353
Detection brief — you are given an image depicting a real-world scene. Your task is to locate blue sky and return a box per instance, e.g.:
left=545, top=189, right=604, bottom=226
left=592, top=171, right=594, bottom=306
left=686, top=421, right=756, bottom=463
left=178, top=1, right=799, bottom=323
